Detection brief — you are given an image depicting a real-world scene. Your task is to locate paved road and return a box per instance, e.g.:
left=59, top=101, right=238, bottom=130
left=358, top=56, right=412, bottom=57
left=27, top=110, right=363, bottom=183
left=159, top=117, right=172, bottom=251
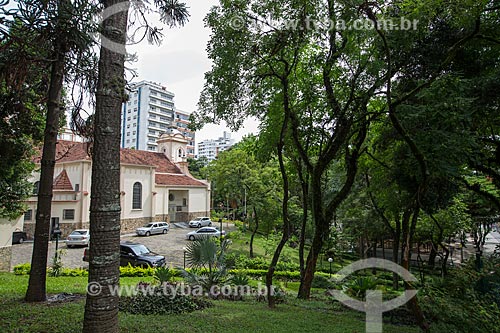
left=10, top=222, right=235, bottom=271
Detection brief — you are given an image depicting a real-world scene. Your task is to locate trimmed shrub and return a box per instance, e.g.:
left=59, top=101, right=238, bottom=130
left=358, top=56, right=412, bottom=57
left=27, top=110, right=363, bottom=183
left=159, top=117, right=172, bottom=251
left=13, top=263, right=31, bottom=275
left=119, top=264, right=155, bottom=277
left=119, top=286, right=212, bottom=315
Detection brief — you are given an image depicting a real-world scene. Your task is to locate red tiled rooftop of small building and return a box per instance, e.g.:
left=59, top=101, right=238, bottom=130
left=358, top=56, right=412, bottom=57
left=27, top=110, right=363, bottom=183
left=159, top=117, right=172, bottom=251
left=53, top=169, right=73, bottom=191
left=120, top=149, right=181, bottom=174
left=155, top=174, right=207, bottom=187
left=33, top=140, right=91, bottom=163
left=34, top=141, right=183, bottom=174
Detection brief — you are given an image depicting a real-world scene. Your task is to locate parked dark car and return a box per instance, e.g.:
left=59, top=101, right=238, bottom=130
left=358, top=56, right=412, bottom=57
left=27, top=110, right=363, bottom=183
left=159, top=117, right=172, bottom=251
left=12, top=231, right=27, bottom=244
left=83, top=241, right=165, bottom=268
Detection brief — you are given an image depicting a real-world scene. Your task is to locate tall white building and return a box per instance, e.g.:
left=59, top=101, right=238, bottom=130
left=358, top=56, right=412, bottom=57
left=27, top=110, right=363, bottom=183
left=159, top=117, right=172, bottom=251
left=121, top=81, right=195, bottom=157
left=197, top=131, right=235, bottom=161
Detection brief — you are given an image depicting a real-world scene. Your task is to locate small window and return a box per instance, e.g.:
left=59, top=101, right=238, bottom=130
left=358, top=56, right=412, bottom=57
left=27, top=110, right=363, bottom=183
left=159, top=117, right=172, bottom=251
left=24, top=209, right=33, bottom=221
left=183, top=198, right=187, bottom=207
left=75, top=184, right=80, bottom=192
left=63, top=209, right=75, bottom=220
left=132, top=182, right=142, bottom=209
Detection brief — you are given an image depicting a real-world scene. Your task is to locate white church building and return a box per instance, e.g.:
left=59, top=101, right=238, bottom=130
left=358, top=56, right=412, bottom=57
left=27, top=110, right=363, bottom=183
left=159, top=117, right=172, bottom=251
left=20, top=130, right=211, bottom=238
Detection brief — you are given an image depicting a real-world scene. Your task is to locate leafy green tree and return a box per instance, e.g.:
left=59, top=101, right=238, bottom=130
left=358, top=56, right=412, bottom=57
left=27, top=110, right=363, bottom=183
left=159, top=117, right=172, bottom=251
left=0, top=0, right=100, bottom=303
left=196, top=1, right=499, bottom=322
left=187, top=156, right=209, bottom=179
left=206, top=135, right=282, bottom=256
left=0, top=22, right=46, bottom=219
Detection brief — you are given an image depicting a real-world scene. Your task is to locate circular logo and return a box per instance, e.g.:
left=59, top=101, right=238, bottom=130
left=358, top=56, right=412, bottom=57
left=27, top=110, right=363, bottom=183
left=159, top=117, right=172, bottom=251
left=86, top=281, right=102, bottom=296
left=330, top=258, right=418, bottom=333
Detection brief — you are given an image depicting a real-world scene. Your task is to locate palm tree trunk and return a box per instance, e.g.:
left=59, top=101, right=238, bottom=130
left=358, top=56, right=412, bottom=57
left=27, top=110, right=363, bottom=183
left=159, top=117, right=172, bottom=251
left=83, top=0, right=128, bottom=331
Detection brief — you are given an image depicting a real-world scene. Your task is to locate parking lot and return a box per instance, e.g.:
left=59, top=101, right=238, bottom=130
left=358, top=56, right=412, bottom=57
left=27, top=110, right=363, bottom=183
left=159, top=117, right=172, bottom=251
left=10, top=222, right=235, bottom=271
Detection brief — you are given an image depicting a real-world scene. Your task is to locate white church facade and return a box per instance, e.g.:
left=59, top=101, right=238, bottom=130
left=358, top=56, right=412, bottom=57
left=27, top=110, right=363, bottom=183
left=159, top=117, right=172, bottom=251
left=20, top=131, right=211, bottom=238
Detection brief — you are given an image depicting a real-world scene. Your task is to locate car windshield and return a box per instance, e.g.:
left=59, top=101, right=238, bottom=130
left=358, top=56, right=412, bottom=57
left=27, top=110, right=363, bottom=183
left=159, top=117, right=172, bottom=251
left=143, top=223, right=154, bottom=228
left=192, top=218, right=202, bottom=221
left=70, top=230, right=87, bottom=235
left=131, top=245, right=151, bottom=255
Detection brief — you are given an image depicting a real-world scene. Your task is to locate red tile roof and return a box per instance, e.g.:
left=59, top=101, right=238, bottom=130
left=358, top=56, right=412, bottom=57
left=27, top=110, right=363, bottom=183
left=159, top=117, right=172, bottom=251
left=34, top=141, right=207, bottom=187
left=33, top=141, right=91, bottom=164
left=120, top=149, right=181, bottom=174
left=53, top=169, right=74, bottom=191
left=155, top=174, right=207, bottom=187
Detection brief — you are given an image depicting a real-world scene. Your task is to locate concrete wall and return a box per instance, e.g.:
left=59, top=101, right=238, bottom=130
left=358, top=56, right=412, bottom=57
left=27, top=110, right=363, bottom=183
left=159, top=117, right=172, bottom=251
left=189, top=187, right=210, bottom=215
left=0, top=216, right=23, bottom=271
left=0, top=246, right=11, bottom=272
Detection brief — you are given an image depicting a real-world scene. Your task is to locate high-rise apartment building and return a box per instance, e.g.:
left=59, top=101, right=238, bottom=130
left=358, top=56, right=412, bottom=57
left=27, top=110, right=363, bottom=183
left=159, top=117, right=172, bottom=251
left=197, top=131, right=234, bottom=161
left=121, top=81, right=195, bottom=157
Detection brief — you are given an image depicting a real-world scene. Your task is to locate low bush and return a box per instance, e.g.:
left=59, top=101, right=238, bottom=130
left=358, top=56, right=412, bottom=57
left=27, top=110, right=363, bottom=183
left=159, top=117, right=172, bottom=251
left=312, top=274, right=334, bottom=289
left=153, top=266, right=177, bottom=284
left=225, top=253, right=301, bottom=272
left=12, top=263, right=331, bottom=283
left=230, top=272, right=250, bottom=286
left=119, top=265, right=156, bottom=277
left=13, top=263, right=30, bottom=275
left=119, top=286, right=213, bottom=315
left=420, top=257, right=500, bottom=333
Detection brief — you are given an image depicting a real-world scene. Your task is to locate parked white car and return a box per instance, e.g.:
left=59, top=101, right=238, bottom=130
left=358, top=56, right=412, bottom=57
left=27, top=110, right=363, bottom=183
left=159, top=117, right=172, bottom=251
left=66, top=229, right=90, bottom=248
left=136, top=222, right=169, bottom=236
left=188, top=217, right=212, bottom=228
left=186, top=227, right=225, bottom=240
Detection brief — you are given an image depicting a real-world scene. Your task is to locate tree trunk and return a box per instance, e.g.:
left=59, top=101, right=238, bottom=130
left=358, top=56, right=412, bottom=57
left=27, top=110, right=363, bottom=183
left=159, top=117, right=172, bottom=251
left=382, top=239, right=386, bottom=259
left=439, top=243, right=450, bottom=277
left=266, top=86, right=290, bottom=308
left=401, top=208, right=430, bottom=333
left=266, top=234, right=289, bottom=308
left=82, top=0, right=128, bottom=331
left=297, top=163, right=308, bottom=282
left=25, top=16, right=67, bottom=302
left=249, top=206, right=259, bottom=258
left=297, top=222, right=326, bottom=299
left=392, top=219, right=400, bottom=290
left=428, top=243, right=438, bottom=269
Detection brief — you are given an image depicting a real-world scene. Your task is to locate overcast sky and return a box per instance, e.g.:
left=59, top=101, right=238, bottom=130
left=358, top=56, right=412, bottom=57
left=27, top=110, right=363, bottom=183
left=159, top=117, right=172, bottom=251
left=127, top=0, right=259, bottom=146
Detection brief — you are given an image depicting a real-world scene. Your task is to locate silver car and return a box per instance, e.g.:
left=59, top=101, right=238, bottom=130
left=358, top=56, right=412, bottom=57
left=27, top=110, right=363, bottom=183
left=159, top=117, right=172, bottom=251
left=188, top=217, right=212, bottom=228
left=66, top=229, right=90, bottom=248
left=186, top=227, right=225, bottom=240
left=136, top=222, right=169, bottom=236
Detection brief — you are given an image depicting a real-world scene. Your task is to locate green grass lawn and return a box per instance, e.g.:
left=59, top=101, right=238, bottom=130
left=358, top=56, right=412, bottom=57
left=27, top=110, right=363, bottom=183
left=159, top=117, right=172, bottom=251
left=0, top=272, right=421, bottom=333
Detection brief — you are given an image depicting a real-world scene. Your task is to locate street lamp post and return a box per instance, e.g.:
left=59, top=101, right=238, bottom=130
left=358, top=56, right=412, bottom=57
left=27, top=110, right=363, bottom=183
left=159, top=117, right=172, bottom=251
left=53, top=228, right=62, bottom=264
left=182, top=247, right=187, bottom=269
left=328, top=257, right=333, bottom=278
